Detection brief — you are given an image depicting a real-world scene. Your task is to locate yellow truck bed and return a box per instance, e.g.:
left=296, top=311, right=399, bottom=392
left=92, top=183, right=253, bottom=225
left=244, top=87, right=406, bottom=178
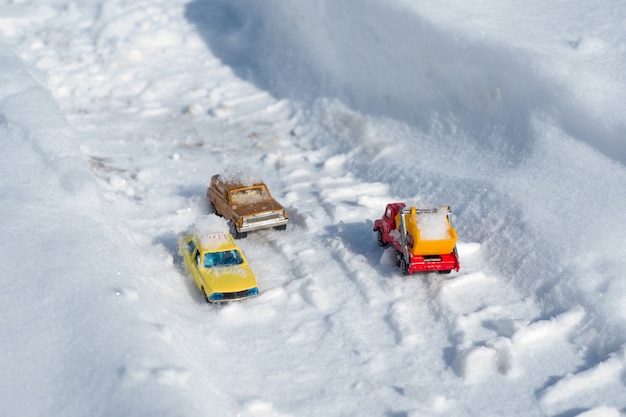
left=398, top=207, right=458, bottom=256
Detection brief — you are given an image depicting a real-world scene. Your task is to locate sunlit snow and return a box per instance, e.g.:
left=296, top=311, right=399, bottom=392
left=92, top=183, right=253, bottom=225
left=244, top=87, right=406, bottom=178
left=2, top=1, right=626, bottom=416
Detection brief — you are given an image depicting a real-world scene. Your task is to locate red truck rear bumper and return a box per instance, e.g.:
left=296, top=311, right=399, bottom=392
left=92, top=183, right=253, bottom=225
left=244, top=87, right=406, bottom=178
left=408, top=251, right=460, bottom=274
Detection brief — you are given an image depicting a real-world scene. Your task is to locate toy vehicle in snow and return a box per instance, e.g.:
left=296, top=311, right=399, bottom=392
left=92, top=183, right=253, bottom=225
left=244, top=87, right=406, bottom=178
left=179, top=231, right=259, bottom=302
left=374, top=202, right=460, bottom=275
left=207, top=173, right=288, bottom=239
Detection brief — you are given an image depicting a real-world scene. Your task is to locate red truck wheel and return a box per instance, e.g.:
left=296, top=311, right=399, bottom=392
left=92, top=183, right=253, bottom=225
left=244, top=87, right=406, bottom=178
left=377, top=230, right=387, bottom=247
left=394, top=250, right=403, bottom=266
left=400, top=257, right=411, bottom=275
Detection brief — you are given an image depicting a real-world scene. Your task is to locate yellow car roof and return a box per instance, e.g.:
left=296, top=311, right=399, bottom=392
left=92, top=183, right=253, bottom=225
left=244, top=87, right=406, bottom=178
left=195, top=233, right=257, bottom=294
left=197, top=232, right=239, bottom=253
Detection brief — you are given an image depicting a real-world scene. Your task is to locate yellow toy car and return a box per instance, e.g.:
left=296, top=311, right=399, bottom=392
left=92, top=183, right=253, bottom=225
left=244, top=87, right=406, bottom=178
left=179, top=231, right=259, bottom=302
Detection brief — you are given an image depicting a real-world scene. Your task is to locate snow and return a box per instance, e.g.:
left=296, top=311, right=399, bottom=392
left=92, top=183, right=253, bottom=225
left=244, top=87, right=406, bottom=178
left=415, top=208, right=453, bottom=240
left=2, top=0, right=626, bottom=416
left=219, top=165, right=265, bottom=187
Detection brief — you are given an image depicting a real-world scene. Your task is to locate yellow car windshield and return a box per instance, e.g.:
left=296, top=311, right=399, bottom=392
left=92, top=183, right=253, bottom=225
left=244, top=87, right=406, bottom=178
left=203, top=250, right=244, bottom=268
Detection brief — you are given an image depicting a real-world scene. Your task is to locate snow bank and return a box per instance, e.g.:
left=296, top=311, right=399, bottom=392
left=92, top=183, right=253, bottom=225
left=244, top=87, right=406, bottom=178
left=0, top=52, right=201, bottom=417
left=186, top=0, right=537, bottom=158
left=187, top=0, right=626, bottom=165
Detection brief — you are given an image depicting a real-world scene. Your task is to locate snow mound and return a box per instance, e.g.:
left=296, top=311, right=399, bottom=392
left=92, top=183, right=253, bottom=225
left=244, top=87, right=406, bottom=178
left=179, top=215, right=232, bottom=250
left=219, top=165, right=264, bottom=186
left=416, top=209, right=452, bottom=240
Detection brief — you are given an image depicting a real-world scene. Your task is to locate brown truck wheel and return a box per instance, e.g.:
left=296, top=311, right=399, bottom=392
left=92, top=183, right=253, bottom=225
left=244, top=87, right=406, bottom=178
left=229, top=221, right=247, bottom=239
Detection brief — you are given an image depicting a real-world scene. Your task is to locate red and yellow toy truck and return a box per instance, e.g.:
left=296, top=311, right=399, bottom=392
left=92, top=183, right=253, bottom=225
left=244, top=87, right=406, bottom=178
left=374, top=202, right=460, bottom=275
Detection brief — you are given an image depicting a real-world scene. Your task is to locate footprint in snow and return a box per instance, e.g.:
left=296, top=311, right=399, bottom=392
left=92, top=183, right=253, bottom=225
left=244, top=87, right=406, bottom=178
left=299, top=278, right=331, bottom=310
left=151, top=322, right=173, bottom=343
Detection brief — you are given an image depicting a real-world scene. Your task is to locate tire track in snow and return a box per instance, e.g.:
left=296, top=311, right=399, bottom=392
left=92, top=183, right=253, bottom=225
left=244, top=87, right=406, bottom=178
left=251, top=103, right=595, bottom=414
left=307, top=103, right=610, bottom=414
left=257, top=128, right=482, bottom=415
left=172, top=72, right=622, bottom=417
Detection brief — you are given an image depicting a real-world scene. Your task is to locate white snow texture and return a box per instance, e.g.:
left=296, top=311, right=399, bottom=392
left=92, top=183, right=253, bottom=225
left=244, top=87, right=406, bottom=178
left=1, top=0, right=626, bottom=416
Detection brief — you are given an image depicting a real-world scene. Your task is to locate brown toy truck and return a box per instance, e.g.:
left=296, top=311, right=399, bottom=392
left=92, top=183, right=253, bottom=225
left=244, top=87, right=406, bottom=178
left=207, top=174, right=288, bottom=238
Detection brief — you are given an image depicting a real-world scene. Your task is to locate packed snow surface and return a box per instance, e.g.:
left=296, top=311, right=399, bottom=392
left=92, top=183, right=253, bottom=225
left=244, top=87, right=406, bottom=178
left=2, top=0, right=626, bottom=416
